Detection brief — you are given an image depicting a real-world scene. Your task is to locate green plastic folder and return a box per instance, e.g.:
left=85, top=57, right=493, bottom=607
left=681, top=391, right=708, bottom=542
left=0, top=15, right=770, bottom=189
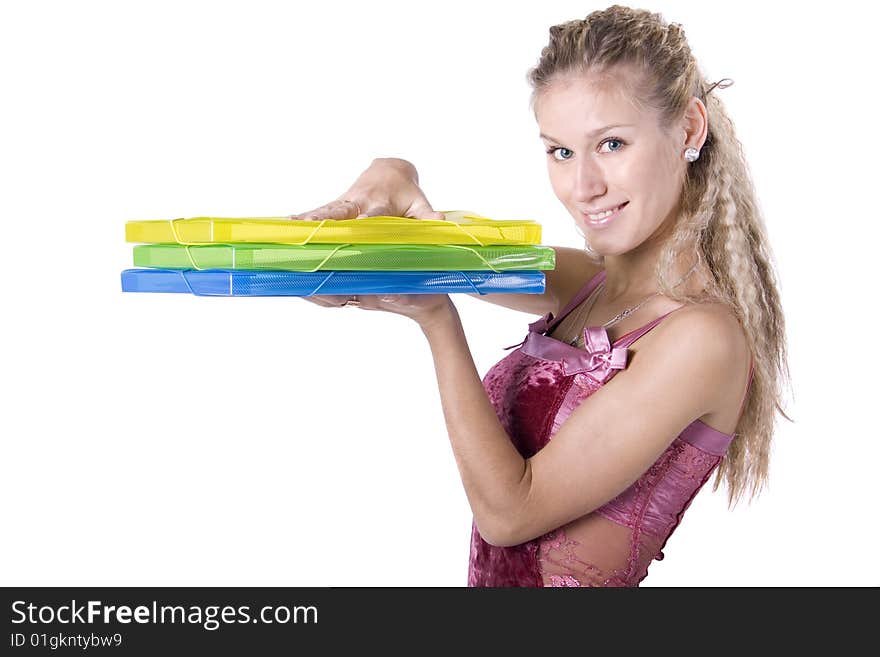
left=132, top=243, right=556, bottom=272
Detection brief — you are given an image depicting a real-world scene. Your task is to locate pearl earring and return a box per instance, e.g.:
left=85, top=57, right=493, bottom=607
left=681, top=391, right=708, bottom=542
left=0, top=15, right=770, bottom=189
left=684, top=147, right=700, bottom=162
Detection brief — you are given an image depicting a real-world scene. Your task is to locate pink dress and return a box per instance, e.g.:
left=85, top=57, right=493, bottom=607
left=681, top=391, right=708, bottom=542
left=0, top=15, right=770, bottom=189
left=468, top=269, right=753, bottom=587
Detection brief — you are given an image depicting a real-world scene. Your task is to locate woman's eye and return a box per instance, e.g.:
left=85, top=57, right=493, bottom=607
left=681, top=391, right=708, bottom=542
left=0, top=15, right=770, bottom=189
left=545, top=147, right=573, bottom=161
left=599, top=138, right=625, bottom=153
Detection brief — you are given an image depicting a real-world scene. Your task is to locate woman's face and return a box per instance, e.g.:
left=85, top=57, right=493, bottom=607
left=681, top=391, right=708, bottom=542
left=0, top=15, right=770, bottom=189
left=535, top=74, right=687, bottom=257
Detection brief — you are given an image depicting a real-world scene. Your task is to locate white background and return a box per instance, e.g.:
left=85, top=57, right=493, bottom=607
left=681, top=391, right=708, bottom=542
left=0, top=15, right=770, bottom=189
left=1, top=0, right=877, bottom=586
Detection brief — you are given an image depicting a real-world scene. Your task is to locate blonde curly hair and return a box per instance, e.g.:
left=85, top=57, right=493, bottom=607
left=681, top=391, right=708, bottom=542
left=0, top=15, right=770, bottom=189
left=526, top=5, right=793, bottom=508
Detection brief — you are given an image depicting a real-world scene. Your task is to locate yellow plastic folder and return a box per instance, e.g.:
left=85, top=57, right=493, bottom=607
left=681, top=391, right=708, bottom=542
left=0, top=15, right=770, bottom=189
left=124, top=212, right=542, bottom=246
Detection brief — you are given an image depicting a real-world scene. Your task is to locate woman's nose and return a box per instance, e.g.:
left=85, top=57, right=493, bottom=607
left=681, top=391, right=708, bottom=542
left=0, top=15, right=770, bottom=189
left=573, top=158, right=607, bottom=199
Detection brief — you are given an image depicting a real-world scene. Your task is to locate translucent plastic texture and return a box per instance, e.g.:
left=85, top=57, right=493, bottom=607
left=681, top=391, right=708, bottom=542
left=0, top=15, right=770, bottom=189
left=124, top=213, right=542, bottom=246
left=119, top=268, right=546, bottom=296
left=131, top=243, right=556, bottom=272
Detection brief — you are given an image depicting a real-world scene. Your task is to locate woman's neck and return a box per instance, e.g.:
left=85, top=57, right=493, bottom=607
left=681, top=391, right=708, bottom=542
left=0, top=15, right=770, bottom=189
left=602, top=247, right=709, bottom=303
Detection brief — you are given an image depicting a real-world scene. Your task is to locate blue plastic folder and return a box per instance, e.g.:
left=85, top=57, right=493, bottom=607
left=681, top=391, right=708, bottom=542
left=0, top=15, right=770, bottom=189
left=120, top=268, right=546, bottom=296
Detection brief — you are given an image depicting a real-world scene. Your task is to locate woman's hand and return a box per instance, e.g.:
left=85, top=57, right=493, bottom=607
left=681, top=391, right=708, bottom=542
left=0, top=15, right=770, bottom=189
left=293, top=157, right=455, bottom=327
left=305, top=292, right=456, bottom=332
left=290, top=157, right=446, bottom=221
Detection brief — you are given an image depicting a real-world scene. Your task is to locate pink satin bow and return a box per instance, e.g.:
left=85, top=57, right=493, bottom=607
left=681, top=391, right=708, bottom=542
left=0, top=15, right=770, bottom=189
left=577, top=326, right=627, bottom=383
left=509, top=320, right=629, bottom=384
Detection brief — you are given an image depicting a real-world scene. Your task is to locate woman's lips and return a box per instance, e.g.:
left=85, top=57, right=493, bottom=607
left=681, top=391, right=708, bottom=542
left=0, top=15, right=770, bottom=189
left=583, top=201, right=628, bottom=229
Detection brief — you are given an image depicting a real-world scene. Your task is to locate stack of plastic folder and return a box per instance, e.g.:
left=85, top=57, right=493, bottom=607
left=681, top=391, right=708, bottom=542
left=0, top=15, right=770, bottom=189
left=120, top=211, right=555, bottom=296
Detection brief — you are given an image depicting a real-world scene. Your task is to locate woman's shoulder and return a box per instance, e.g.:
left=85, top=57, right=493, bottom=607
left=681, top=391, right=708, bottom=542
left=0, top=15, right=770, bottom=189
left=652, top=301, right=752, bottom=433
left=649, top=301, right=750, bottom=369
left=666, top=299, right=744, bottom=333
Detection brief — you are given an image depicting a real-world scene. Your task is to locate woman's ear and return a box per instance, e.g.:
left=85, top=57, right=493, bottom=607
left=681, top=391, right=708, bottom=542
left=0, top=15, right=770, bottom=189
left=682, top=95, right=709, bottom=152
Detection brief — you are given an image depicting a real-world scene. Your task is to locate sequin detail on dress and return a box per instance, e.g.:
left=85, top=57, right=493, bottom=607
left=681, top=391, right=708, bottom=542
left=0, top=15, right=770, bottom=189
left=468, top=270, right=753, bottom=587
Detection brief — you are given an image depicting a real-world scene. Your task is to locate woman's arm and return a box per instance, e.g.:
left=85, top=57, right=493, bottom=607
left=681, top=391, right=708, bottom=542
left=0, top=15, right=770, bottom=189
left=465, top=245, right=602, bottom=317
left=291, top=157, right=599, bottom=318
left=419, top=301, right=748, bottom=548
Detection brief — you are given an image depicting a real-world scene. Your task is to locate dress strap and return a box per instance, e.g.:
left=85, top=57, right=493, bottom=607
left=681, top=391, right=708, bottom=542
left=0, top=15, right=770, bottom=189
left=547, top=269, right=607, bottom=333
left=612, top=306, right=684, bottom=350
left=502, top=270, right=607, bottom=351
left=528, top=269, right=607, bottom=336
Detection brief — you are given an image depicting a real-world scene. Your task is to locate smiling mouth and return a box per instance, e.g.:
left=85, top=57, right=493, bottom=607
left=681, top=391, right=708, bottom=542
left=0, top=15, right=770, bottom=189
left=582, top=201, right=628, bottom=227
left=585, top=202, right=627, bottom=220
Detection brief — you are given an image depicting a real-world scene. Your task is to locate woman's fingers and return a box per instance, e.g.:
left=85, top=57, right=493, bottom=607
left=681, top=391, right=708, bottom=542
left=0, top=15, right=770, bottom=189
left=291, top=199, right=445, bottom=222
left=301, top=294, right=390, bottom=310
left=290, top=199, right=362, bottom=221
left=301, top=295, right=342, bottom=307
left=302, top=295, right=361, bottom=308
left=300, top=293, right=453, bottom=331
left=405, top=200, right=446, bottom=221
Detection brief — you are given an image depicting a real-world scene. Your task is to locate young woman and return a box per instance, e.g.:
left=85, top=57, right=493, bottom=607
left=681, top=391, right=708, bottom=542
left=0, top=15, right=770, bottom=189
left=291, top=5, right=790, bottom=586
